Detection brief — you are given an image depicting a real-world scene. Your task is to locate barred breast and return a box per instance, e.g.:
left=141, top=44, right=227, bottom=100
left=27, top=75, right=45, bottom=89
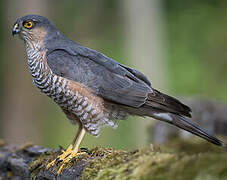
left=26, top=46, right=128, bottom=136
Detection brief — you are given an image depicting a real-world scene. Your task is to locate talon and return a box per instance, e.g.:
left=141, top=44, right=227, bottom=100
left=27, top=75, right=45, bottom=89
left=46, top=159, right=56, bottom=170
left=46, top=145, right=88, bottom=175
left=57, top=156, right=72, bottom=175
left=57, top=165, right=65, bottom=176
left=56, top=151, right=87, bottom=175
left=46, top=128, right=87, bottom=175
left=46, top=144, right=74, bottom=170
left=56, top=159, right=62, bottom=166
left=56, top=157, right=60, bottom=162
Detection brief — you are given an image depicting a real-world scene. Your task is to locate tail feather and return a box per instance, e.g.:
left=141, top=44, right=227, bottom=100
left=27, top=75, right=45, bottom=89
left=152, top=112, right=225, bottom=147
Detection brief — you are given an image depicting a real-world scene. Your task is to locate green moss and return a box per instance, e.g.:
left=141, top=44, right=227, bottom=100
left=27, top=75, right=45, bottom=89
left=29, top=140, right=227, bottom=180
left=80, top=146, right=170, bottom=180
left=30, top=150, right=59, bottom=179
left=81, top=147, right=227, bottom=180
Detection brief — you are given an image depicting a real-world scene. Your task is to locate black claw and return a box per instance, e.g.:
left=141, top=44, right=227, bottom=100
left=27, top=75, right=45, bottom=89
left=65, top=154, right=71, bottom=158
left=56, top=159, right=63, bottom=166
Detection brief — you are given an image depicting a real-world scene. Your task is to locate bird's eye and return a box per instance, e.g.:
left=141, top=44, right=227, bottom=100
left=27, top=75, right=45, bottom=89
left=23, top=20, right=34, bottom=29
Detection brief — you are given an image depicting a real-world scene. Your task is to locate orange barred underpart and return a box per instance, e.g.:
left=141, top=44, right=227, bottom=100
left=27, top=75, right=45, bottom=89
left=27, top=46, right=127, bottom=136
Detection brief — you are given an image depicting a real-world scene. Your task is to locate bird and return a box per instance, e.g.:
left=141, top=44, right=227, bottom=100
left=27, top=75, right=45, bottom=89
left=12, top=15, right=225, bottom=174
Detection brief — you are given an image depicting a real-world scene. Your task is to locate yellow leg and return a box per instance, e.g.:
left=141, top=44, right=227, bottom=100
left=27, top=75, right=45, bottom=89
left=46, top=125, right=86, bottom=176
left=71, top=124, right=83, bottom=146
left=73, top=127, right=86, bottom=153
left=57, top=128, right=86, bottom=175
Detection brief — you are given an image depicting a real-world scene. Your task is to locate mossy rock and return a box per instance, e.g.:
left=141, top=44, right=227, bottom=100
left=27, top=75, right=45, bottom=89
left=29, top=140, right=227, bottom=180
left=81, top=145, right=227, bottom=180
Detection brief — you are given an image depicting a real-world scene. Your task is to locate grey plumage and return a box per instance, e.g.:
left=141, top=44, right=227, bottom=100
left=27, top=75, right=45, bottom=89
left=13, top=14, right=225, bottom=147
left=46, top=43, right=152, bottom=108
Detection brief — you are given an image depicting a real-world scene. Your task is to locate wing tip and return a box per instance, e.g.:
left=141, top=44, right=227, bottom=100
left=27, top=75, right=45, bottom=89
left=150, top=89, right=192, bottom=118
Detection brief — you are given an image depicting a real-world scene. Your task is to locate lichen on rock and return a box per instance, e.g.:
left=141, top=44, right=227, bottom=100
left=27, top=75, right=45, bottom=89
left=0, top=139, right=227, bottom=180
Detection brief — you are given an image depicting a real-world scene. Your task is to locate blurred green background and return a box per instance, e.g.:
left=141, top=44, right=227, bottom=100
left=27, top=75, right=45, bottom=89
left=0, top=0, right=226, bottom=150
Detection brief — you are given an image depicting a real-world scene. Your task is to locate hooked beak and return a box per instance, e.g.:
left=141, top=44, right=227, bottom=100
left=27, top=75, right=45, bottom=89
left=12, top=23, right=20, bottom=36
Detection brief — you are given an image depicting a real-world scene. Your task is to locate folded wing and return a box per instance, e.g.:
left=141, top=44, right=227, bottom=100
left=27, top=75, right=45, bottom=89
left=46, top=42, right=191, bottom=117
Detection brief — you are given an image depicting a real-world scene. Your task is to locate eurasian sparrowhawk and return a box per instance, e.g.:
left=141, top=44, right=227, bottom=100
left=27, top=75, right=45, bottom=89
left=12, top=15, right=225, bottom=174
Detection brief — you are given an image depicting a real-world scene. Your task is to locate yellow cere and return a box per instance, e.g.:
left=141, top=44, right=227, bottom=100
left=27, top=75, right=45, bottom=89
left=23, top=21, right=33, bottom=29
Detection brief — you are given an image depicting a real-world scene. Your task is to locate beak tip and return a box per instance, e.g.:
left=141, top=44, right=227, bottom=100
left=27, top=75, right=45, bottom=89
left=12, top=23, right=20, bottom=36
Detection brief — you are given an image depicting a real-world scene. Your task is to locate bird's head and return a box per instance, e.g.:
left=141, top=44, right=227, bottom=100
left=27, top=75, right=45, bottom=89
left=12, top=15, right=56, bottom=45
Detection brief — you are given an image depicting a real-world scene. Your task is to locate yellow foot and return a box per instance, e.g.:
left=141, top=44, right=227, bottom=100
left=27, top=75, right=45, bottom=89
left=46, top=144, right=86, bottom=175
left=46, top=144, right=74, bottom=170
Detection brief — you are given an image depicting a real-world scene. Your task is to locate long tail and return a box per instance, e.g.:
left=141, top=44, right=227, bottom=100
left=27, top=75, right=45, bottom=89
left=124, top=88, right=226, bottom=147
left=152, top=112, right=225, bottom=147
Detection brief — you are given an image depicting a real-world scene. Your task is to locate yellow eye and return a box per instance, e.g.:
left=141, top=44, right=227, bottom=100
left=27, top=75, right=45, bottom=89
left=23, top=21, right=33, bottom=29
